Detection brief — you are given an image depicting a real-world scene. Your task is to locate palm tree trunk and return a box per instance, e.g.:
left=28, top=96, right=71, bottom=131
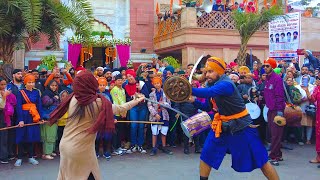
left=237, top=38, right=249, bottom=66
left=0, top=37, right=15, bottom=77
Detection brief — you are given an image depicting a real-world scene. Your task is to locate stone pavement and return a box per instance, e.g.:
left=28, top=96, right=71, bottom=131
left=0, top=144, right=319, bottom=180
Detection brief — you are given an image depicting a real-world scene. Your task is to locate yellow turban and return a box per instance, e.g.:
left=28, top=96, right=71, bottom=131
left=204, top=57, right=226, bottom=75
left=23, top=74, right=35, bottom=85
left=239, top=66, right=250, bottom=74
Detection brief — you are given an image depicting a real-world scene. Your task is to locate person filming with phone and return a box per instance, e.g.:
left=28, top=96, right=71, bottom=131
left=44, top=67, right=73, bottom=93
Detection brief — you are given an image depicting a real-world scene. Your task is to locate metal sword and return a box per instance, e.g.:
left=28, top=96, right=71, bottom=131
left=144, top=97, right=190, bottom=119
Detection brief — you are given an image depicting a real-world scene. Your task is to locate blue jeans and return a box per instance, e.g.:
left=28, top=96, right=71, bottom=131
left=129, top=105, right=147, bottom=146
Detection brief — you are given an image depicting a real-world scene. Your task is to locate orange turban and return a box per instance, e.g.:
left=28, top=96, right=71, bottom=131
left=239, top=66, right=250, bottom=74
left=204, top=57, right=226, bottom=75
left=97, top=77, right=107, bottom=85
left=264, top=58, right=277, bottom=69
left=152, top=77, right=162, bottom=85
left=23, top=74, right=35, bottom=85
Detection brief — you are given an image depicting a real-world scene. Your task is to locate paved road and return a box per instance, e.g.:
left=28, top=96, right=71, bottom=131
left=0, top=144, right=319, bottom=180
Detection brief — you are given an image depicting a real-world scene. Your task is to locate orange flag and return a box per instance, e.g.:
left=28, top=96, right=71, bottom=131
left=156, top=2, right=160, bottom=15
left=264, top=0, right=267, bottom=8
left=272, top=0, right=277, bottom=6
left=170, top=0, right=173, bottom=14
left=243, top=0, right=247, bottom=5
left=254, top=0, right=258, bottom=11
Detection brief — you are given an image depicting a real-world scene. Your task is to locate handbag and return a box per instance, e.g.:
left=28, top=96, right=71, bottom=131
left=305, top=104, right=316, bottom=118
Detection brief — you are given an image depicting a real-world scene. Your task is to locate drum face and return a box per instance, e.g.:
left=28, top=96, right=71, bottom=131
left=181, top=112, right=211, bottom=138
left=263, top=106, right=268, bottom=122
left=163, top=76, right=192, bottom=102
left=245, top=103, right=261, bottom=120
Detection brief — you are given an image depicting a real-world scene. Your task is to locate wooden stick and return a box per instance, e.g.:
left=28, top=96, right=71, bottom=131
left=117, top=121, right=164, bottom=124
left=0, top=121, right=48, bottom=131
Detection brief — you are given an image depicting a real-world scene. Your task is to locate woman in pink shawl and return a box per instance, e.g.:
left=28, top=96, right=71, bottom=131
left=304, top=77, right=320, bottom=167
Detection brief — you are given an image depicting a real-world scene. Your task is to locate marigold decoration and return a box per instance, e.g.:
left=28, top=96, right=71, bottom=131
left=80, top=47, right=93, bottom=66
left=254, top=0, right=258, bottom=11
left=105, top=47, right=117, bottom=65
left=271, top=0, right=277, bottom=6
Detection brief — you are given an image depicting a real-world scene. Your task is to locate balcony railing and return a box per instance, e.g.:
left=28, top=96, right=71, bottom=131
left=197, top=11, right=269, bottom=31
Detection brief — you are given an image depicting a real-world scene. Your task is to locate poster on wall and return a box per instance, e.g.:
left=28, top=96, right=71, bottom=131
left=269, top=12, right=301, bottom=59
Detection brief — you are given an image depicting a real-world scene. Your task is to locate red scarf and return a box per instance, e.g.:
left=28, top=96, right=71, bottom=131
left=49, top=71, right=115, bottom=133
left=125, top=82, right=138, bottom=96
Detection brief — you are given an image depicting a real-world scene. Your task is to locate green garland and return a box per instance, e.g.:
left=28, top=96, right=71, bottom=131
left=163, top=56, right=181, bottom=69
left=68, top=35, right=132, bottom=47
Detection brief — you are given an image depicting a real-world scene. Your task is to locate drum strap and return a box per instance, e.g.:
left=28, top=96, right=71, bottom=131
left=211, top=109, right=249, bottom=138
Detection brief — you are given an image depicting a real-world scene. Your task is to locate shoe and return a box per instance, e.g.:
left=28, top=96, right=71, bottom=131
left=126, top=146, right=137, bottom=154
left=138, top=146, right=147, bottom=154
left=103, top=152, right=111, bottom=159
left=96, top=153, right=100, bottom=158
left=161, top=147, right=173, bottom=155
left=0, top=159, right=9, bottom=164
left=112, top=148, right=124, bottom=156
left=51, top=152, right=57, bottom=157
left=8, top=155, right=15, bottom=161
left=150, top=148, right=157, bottom=156
left=298, top=142, right=304, bottom=146
left=184, top=148, right=190, bottom=154
left=195, top=149, right=202, bottom=154
left=269, top=159, right=279, bottom=166
left=28, top=157, right=39, bottom=165
left=42, top=155, right=54, bottom=160
left=14, top=159, right=22, bottom=167
left=306, top=141, right=311, bottom=145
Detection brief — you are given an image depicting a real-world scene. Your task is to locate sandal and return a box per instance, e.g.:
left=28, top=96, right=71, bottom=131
left=309, top=159, right=320, bottom=163
left=42, top=155, right=54, bottom=160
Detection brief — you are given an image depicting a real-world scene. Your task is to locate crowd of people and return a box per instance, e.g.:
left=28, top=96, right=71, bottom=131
left=0, top=49, right=319, bottom=170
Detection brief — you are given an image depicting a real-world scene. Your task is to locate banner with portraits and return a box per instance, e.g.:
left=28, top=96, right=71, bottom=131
left=269, top=12, right=301, bottom=58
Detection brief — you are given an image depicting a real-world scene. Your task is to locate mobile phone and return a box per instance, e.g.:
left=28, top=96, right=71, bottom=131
left=302, top=77, right=308, bottom=87
left=147, top=70, right=154, bottom=75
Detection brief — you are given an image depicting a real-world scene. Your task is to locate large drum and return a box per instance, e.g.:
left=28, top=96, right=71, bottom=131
left=263, top=106, right=268, bottom=122
left=245, top=102, right=261, bottom=120
left=284, top=104, right=302, bottom=126
left=181, top=112, right=212, bottom=138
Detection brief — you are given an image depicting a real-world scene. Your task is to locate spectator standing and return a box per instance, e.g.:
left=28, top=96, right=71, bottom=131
left=263, top=58, right=286, bottom=166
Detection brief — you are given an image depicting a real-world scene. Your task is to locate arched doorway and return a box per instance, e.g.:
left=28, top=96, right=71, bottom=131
left=84, top=19, right=114, bottom=69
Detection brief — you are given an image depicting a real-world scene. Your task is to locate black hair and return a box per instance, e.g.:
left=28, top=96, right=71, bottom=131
left=270, top=34, right=273, bottom=37
left=281, top=33, right=285, bottom=36
left=0, top=76, right=7, bottom=82
left=287, top=32, right=291, bottom=36
left=31, top=69, right=38, bottom=73
left=275, top=33, right=279, bottom=37
left=187, top=64, right=194, bottom=67
left=293, top=31, right=298, bottom=35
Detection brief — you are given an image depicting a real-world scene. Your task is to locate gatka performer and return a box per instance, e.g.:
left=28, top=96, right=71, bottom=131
left=189, top=57, right=279, bottom=180
left=49, top=71, right=145, bottom=180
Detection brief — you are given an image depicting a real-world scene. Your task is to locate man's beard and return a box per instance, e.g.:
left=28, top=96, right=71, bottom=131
left=107, top=77, right=112, bottom=82
left=15, top=77, right=22, bottom=83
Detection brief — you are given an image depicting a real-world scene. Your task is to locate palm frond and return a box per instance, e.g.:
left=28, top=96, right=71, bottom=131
left=19, top=0, right=42, bottom=33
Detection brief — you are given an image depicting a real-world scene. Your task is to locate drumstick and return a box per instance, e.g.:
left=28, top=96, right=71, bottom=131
left=117, top=121, right=164, bottom=124
left=0, top=121, right=48, bottom=131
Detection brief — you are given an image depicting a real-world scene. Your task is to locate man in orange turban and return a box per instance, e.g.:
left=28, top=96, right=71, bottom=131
left=188, top=57, right=279, bottom=179
left=263, top=57, right=286, bottom=166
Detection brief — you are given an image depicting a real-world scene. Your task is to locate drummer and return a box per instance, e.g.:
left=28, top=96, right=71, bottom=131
left=237, top=73, right=258, bottom=103
left=188, top=57, right=279, bottom=180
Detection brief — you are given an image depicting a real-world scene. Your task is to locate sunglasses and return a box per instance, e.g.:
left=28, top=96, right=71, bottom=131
left=262, top=65, right=270, bottom=68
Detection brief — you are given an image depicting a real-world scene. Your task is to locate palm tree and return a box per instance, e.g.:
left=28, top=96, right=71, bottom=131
left=0, top=0, right=93, bottom=69
left=232, top=5, right=283, bottom=66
